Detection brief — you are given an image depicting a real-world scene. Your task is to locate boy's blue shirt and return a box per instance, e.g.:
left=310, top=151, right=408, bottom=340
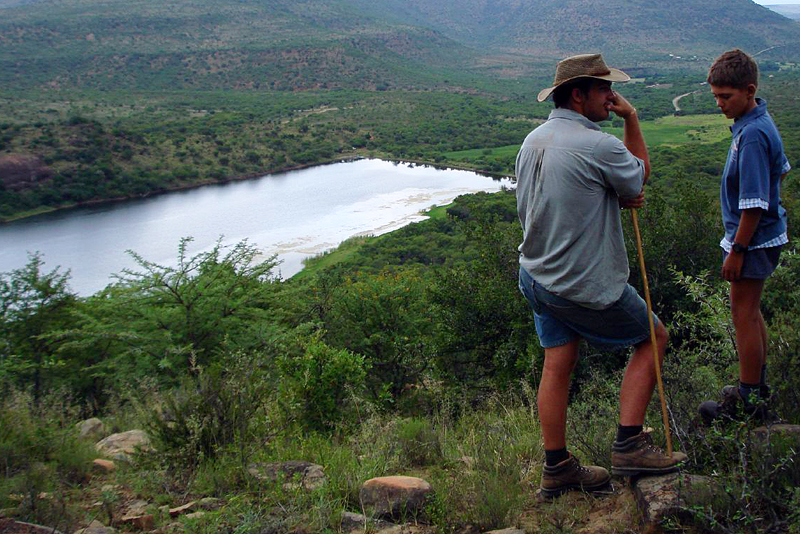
left=720, top=97, right=790, bottom=252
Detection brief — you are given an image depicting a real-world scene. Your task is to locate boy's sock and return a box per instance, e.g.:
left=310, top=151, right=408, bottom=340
left=738, top=381, right=761, bottom=406
left=544, top=447, right=569, bottom=467
left=615, top=424, right=643, bottom=443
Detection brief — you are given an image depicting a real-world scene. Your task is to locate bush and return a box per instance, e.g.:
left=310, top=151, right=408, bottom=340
left=277, top=334, right=367, bottom=431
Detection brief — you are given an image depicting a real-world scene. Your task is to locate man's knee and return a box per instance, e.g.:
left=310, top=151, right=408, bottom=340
left=655, top=321, right=669, bottom=347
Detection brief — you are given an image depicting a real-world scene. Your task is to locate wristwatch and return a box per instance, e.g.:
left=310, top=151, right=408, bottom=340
left=732, top=242, right=748, bottom=254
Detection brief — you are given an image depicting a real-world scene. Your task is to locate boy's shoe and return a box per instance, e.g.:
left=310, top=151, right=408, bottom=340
left=611, top=431, right=688, bottom=476
left=698, top=384, right=778, bottom=425
left=540, top=453, right=611, bottom=498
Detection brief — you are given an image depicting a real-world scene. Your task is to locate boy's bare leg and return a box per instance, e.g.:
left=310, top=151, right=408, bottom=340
left=619, top=321, right=668, bottom=425
left=538, top=339, right=580, bottom=450
left=730, top=278, right=766, bottom=384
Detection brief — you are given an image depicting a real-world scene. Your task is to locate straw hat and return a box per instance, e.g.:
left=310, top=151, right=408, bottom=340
left=537, top=53, right=630, bottom=102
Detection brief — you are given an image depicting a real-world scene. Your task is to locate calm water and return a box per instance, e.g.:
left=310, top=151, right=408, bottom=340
left=0, top=159, right=511, bottom=295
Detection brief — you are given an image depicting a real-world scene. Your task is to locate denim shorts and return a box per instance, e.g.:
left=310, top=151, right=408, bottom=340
left=518, top=267, right=659, bottom=351
left=722, top=246, right=782, bottom=280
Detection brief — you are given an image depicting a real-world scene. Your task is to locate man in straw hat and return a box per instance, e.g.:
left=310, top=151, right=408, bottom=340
left=516, top=53, right=687, bottom=498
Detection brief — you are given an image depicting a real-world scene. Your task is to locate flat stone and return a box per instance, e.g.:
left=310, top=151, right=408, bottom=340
left=92, top=459, right=116, bottom=473
left=95, top=430, right=151, bottom=461
left=634, top=472, right=717, bottom=524
left=184, top=512, right=206, bottom=520
left=248, top=461, right=326, bottom=491
left=76, top=418, right=105, bottom=440
left=169, top=502, right=196, bottom=517
left=0, top=520, right=63, bottom=534
left=73, top=520, right=115, bottom=534
left=359, top=476, right=433, bottom=520
left=119, top=514, right=154, bottom=530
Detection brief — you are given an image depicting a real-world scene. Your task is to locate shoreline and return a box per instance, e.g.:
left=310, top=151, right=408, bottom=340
left=1, top=154, right=513, bottom=224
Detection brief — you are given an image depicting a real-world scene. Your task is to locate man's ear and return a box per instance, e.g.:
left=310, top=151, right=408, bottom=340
left=571, top=86, right=585, bottom=105
left=746, top=83, right=757, bottom=99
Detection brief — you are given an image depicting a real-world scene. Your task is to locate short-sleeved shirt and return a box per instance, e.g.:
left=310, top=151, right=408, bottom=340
left=516, top=108, right=645, bottom=310
left=720, top=98, right=790, bottom=252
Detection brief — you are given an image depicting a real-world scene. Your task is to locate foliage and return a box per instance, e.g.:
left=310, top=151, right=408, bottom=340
left=0, top=254, right=78, bottom=401
left=277, top=333, right=368, bottom=431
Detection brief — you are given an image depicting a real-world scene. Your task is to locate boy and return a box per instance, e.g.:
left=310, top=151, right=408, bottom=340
left=699, top=49, right=791, bottom=424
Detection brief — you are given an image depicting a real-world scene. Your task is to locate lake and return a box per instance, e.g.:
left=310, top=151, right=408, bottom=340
left=0, top=159, right=512, bottom=295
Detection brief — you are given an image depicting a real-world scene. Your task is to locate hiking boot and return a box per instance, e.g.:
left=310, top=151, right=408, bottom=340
left=611, top=431, right=687, bottom=477
left=698, top=384, right=778, bottom=425
left=540, top=453, right=610, bottom=498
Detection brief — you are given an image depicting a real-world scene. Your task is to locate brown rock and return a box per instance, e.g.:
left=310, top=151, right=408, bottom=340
left=339, top=512, right=393, bottom=532
left=634, top=472, right=718, bottom=525
left=95, top=430, right=151, bottom=460
left=92, top=459, right=116, bottom=473
left=168, top=502, right=196, bottom=517
left=119, top=514, right=154, bottom=530
left=359, top=476, right=433, bottom=519
left=0, top=520, right=63, bottom=534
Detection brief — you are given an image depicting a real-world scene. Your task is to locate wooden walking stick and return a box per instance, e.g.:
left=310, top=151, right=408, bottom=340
left=630, top=208, right=673, bottom=457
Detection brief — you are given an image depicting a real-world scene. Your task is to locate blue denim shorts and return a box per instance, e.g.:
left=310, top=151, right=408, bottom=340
left=518, top=267, right=659, bottom=351
left=722, top=246, right=782, bottom=280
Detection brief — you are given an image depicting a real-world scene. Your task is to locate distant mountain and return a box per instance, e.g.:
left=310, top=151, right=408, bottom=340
left=356, top=0, right=800, bottom=60
left=765, top=4, right=800, bottom=19
left=1, top=0, right=799, bottom=92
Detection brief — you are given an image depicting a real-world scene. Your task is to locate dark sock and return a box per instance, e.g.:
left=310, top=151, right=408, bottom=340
left=760, top=364, right=768, bottom=387
left=739, top=382, right=761, bottom=406
left=616, top=424, right=643, bottom=443
left=545, top=447, right=569, bottom=467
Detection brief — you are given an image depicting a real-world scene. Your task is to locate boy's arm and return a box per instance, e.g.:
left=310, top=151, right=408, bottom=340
left=722, top=208, right=762, bottom=281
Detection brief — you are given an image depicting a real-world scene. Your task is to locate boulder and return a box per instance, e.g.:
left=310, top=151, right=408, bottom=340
left=248, top=461, right=326, bottom=491
left=92, top=459, right=116, bottom=473
left=634, top=472, right=718, bottom=525
left=359, top=476, right=433, bottom=520
left=73, top=520, right=115, bottom=534
left=124, top=500, right=149, bottom=517
left=752, top=423, right=800, bottom=445
left=76, top=418, right=105, bottom=441
left=95, top=430, right=151, bottom=460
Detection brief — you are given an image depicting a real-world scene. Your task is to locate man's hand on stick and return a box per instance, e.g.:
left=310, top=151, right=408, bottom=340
left=620, top=191, right=645, bottom=210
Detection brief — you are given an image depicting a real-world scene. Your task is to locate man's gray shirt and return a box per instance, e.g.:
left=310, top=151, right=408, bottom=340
left=516, top=108, right=645, bottom=309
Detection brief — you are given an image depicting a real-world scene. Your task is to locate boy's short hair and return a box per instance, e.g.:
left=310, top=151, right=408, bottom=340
left=707, top=49, right=759, bottom=89
left=553, top=77, right=595, bottom=108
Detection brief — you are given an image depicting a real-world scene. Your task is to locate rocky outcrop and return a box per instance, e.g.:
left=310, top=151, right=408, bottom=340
left=359, top=476, right=433, bottom=520
left=95, top=430, right=151, bottom=460
left=0, top=154, right=52, bottom=191
left=247, top=461, right=326, bottom=490
left=633, top=472, right=717, bottom=524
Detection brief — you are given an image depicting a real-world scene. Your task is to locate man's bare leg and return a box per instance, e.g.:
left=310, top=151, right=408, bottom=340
left=538, top=339, right=580, bottom=450
left=619, top=321, right=668, bottom=425
left=730, top=278, right=766, bottom=385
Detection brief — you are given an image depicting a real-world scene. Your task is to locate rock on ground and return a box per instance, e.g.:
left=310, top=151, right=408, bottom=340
left=73, top=520, right=115, bottom=534
left=359, top=476, right=433, bottom=520
left=634, top=472, right=717, bottom=525
left=0, top=519, right=64, bottom=534
left=483, top=529, right=524, bottom=534
left=248, top=461, right=326, bottom=490
left=95, top=430, right=151, bottom=461
left=339, top=511, right=393, bottom=532
left=76, top=418, right=105, bottom=441
left=92, top=459, right=116, bottom=473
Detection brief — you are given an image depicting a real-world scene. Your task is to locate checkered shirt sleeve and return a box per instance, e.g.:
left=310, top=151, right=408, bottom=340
left=738, top=198, right=769, bottom=210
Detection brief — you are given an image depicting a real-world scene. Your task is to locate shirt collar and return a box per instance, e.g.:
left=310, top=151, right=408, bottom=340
left=548, top=108, right=602, bottom=131
left=731, top=97, right=767, bottom=135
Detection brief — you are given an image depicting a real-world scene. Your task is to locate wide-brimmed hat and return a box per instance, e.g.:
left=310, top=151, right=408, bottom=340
left=537, top=53, right=630, bottom=102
